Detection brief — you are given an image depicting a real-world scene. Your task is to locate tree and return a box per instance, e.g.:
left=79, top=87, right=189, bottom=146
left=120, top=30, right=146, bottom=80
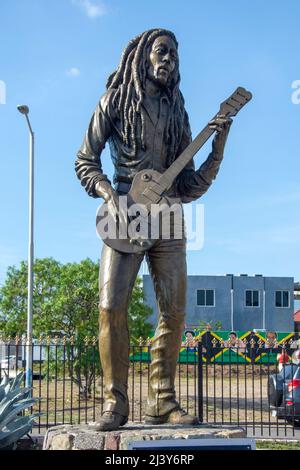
left=0, top=258, right=62, bottom=336
left=0, top=258, right=153, bottom=397
left=0, top=257, right=152, bottom=341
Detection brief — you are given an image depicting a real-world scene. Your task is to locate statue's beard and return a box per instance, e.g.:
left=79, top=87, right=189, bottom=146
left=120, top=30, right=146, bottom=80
left=146, top=62, right=174, bottom=90
left=151, top=77, right=168, bottom=89
left=147, top=71, right=173, bottom=91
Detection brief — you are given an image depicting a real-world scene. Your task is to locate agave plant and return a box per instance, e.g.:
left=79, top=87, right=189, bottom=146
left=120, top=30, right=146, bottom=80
left=0, top=372, right=40, bottom=450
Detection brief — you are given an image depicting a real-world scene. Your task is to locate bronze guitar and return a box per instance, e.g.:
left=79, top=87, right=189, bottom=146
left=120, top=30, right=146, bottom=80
left=96, top=87, right=252, bottom=253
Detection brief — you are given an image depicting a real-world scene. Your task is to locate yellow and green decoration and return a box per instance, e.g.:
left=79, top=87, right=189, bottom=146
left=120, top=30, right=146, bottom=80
left=129, top=330, right=298, bottom=364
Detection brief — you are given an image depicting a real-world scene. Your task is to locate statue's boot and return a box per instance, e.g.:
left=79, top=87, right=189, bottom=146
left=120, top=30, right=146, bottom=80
left=89, top=411, right=128, bottom=431
left=145, top=406, right=199, bottom=425
left=145, top=310, right=198, bottom=425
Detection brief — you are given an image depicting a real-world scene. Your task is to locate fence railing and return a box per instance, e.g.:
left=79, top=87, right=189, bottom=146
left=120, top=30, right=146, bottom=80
left=0, top=337, right=299, bottom=438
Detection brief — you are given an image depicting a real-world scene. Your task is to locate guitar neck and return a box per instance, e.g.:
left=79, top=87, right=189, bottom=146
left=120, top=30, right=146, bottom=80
left=152, top=86, right=252, bottom=196
left=157, top=114, right=218, bottom=192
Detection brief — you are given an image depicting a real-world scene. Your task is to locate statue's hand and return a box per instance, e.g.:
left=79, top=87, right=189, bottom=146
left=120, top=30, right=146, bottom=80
left=209, top=114, right=233, bottom=157
left=95, top=180, right=115, bottom=202
left=95, top=181, right=120, bottom=222
left=95, top=181, right=130, bottom=230
left=209, top=114, right=233, bottom=133
left=95, top=180, right=117, bottom=202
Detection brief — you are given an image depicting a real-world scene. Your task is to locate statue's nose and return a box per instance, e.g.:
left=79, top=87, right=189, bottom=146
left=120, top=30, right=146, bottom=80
left=163, top=54, right=171, bottom=63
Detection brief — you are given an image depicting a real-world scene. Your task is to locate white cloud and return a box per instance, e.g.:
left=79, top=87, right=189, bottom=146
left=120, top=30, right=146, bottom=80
left=66, top=67, right=80, bottom=77
left=72, top=0, right=106, bottom=19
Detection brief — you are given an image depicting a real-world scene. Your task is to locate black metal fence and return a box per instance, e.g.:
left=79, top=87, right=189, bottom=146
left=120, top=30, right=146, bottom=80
left=0, top=337, right=299, bottom=438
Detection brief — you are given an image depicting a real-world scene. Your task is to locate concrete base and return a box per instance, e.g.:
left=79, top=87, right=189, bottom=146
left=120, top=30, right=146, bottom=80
left=43, top=423, right=246, bottom=450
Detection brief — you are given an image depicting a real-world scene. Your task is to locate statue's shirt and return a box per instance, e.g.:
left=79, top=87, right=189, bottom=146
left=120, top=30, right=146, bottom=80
left=75, top=88, right=223, bottom=202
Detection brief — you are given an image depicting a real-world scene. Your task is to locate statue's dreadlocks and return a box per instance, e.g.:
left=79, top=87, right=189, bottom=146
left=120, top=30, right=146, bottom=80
left=106, top=28, right=187, bottom=161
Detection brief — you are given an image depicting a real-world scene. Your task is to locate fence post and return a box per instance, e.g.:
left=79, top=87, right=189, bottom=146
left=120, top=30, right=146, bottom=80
left=197, top=342, right=203, bottom=423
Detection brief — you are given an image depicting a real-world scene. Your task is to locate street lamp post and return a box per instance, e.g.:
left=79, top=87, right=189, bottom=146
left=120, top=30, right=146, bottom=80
left=17, top=104, right=34, bottom=390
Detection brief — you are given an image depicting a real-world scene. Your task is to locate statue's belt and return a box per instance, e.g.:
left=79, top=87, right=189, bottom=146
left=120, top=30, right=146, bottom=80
left=115, top=181, right=132, bottom=194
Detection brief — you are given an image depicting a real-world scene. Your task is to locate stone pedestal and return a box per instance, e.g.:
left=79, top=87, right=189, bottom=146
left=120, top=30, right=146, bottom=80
left=43, top=423, right=246, bottom=450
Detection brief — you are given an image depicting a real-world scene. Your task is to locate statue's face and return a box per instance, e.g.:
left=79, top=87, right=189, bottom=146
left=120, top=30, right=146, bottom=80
left=148, top=35, right=178, bottom=87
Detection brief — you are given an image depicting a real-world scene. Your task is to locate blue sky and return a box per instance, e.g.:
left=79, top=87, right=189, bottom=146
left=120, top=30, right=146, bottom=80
left=0, top=0, right=300, bottom=294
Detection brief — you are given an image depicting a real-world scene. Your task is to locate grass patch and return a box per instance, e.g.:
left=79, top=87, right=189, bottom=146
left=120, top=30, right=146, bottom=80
left=256, top=440, right=300, bottom=450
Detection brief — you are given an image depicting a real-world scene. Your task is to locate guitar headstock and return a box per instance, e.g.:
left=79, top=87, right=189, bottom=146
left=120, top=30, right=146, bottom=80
left=219, top=87, right=252, bottom=117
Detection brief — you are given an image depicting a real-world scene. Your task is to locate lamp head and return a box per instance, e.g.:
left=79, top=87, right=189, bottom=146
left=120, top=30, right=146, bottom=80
left=17, top=104, right=29, bottom=115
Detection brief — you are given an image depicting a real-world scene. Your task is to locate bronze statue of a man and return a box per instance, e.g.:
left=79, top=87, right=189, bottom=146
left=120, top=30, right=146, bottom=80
left=75, top=28, right=232, bottom=430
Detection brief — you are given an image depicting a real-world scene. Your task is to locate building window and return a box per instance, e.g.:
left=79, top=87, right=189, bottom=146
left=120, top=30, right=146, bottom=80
left=197, top=289, right=215, bottom=307
left=245, top=290, right=260, bottom=307
left=275, top=290, right=290, bottom=308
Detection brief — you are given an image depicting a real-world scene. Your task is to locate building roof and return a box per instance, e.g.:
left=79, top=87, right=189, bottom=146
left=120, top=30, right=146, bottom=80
left=294, top=310, right=300, bottom=322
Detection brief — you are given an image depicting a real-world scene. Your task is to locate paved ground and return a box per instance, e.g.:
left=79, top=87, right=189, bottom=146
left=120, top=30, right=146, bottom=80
left=245, top=425, right=300, bottom=439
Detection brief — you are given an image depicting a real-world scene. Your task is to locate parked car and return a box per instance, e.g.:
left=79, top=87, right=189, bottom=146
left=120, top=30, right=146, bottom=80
left=0, top=355, right=23, bottom=371
left=268, top=350, right=300, bottom=427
